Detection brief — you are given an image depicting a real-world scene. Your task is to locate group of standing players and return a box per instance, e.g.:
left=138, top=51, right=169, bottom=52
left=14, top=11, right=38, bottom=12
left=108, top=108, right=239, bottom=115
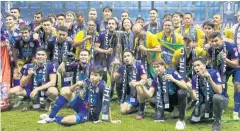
left=1, top=5, right=240, bottom=131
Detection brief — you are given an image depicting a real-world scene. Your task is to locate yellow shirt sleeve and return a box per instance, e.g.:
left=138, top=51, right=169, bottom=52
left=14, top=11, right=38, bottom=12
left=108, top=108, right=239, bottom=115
left=146, top=31, right=159, bottom=49
left=175, top=34, right=184, bottom=44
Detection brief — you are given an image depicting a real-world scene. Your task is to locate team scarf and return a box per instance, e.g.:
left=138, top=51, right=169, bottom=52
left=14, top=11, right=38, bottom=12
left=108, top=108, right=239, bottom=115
left=102, top=83, right=111, bottom=121
left=192, top=75, right=211, bottom=122
left=155, top=72, right=169, bottom=120
left=32, top=60, right=48, bottom=106
left=220, top=43, right=227, bottom=85
left=212, top=43, right=227, bottom=84
left=161, top=33, right=176, bottom=65
left=147, top=22, right=160, bottom=34
left=88, top=82, right=94, bottom=121
left=234, top=24, right=240, bottom=53
left=121, top=61, right=137, bottom=103
left=180, top=25, right=197, bottom=42
left=179, top=47, right=196, bottom=79
left=103, top=31, right=109, bottom=71
left=52, top=39, right=68, bottom=67
left=40, top=32, right=50, bottom=50
left=82, top=30, right=88, bottom=50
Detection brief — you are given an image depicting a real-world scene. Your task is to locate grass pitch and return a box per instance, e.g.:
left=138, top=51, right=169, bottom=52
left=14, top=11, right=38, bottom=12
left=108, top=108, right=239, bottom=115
left=1, top=79, right=240, bottom=131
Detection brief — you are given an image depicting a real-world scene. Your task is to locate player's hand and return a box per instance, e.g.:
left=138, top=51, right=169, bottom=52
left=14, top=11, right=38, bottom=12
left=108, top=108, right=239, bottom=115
left=164, top=74, right=175, bottom=82
left=203, top=71, right=211, bottom=81
left=106, top=48, right=113, bottom=54
left=33, top=33, right=39, bottom=40
left=85, top=35, right=92, bottom=40
left=110, top=120, right=121, bottom=124
left=30, top=88, right=39, bottom=99
left=129, top=81, right=138, bottom=88
left=66, top=37, right=72, bottom=42
left=76, top=81, right=84, bottom=87
left=220, top=52, right=227, bottom=61
left=203, top=43, right=210, bottom=51
left=28, top=68, right=34, bottom=76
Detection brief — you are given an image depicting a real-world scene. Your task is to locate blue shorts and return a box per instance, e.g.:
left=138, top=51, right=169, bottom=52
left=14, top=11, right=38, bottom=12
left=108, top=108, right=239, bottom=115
left=75, top=112, right=88, bottom=124
left=226, top=68, right=240, bottom=82
left=124, top=95, right=139, bottom=108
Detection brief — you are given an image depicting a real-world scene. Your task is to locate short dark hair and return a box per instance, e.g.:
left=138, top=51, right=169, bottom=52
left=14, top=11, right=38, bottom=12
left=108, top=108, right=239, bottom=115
left=34, top=11, right=43, bottom=17
left=136, top=17, right=144, bottom=22
left=92, top=65, right=104, bottom=76
left=57, top=26, right=68, bottom=33
left=173, top=12, right=183, bottom=18
left=103, top=6, right=112, bottom=12
left=42, top=17, right=52, bottom=23
left=75, top=12, right=84, bottom=18
left=121, top=11, right=130, bottom=17
left=202, top=20, right=214, bottom=29
left=20, top=25, right=31, bottom=32
left=124, top=49, right=134, bottom=57
left=192, top=57, right=207, bottom=65
left=10, top=8, right=20, bottom=13
left=209, top=32, right=222, bottom=39
left=164, top=14, right=172, bottom=19
left=163, top=19, right=173, bottom=25
left=57, top=13, right=66, bottom=18
left=36, top=47, right=48, bottom=54
left=184, top=12, right=193, bottom=18
left=107, top=17, right=118, bottom=25
left=150, top=8, right=158, bottom=13
left=6, top=14, right=17, bottom=20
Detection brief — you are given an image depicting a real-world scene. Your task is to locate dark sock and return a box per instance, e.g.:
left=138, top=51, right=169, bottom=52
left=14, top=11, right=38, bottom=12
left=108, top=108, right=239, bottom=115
left=49, top=95, right=67, bottom=118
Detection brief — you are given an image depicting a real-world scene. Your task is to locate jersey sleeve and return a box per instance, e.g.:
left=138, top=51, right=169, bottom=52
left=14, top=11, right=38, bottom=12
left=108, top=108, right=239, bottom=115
left=229, top=44, right=238, bottom=60
left=172, top=71, right=183, bottom=81
left=48, top=62, right=57, bottom=74
left=137, top=63, right=146, bottom=76
left=212, top=71, right=222, bottom=85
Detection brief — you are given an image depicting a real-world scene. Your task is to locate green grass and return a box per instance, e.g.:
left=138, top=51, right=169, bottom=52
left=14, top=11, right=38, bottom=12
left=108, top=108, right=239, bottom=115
left=1, top=79, right=240, bottom=131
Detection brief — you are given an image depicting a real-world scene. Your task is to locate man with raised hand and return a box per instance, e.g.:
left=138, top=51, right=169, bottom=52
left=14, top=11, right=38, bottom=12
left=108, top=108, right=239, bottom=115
left=190, top=57, right=228, bottom=131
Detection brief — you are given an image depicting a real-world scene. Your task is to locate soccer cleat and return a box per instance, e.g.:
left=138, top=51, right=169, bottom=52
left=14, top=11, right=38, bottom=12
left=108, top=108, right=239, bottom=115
left=166, top=106, right=179, bottom=119
left=37, top=116, right=55, bottom=124
left=40, top=114, right=49, bottom=120
left=212, top=120, right=221, bottom=131
left=175, top=119, right=186, bottom=130
left=233, top=112, right=240, bottom=120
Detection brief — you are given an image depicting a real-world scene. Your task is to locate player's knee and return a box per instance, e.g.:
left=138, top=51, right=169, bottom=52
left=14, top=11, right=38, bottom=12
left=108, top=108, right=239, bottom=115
left=47, top=87, right=58, bottom=98
left=60, top=87, right=71, bottom=96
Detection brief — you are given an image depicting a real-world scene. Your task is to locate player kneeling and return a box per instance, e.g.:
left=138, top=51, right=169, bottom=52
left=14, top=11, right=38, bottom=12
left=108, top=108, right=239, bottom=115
left=136, top=58, right=188, bottom=130
left=38, top=66, right=121, bottom=125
